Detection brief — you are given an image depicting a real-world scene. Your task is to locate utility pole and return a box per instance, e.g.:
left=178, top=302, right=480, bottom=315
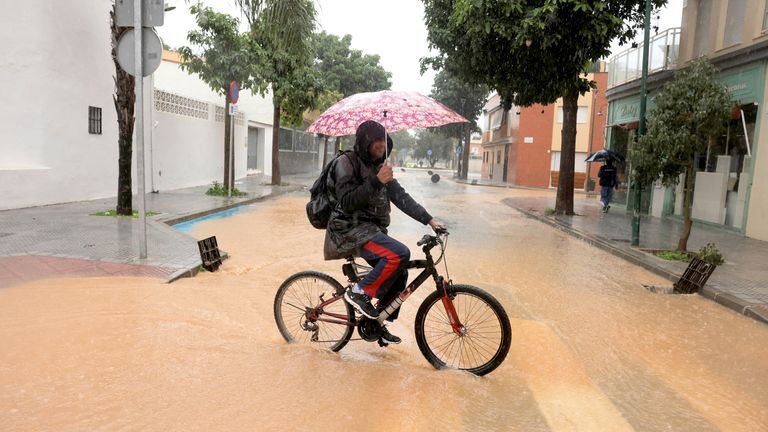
left=631, top=0, right=652, bottom=247
left=586, top=90, right=598, bottom=194
left=116, top=0, right=166, bottom=258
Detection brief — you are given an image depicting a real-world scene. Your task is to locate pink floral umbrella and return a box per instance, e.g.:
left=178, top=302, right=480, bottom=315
left=306, top=90, right=469, bottom=137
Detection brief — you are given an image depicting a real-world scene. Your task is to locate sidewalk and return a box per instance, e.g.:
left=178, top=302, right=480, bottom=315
left=0, top=173, right=313, bottom=288
left=500, top=193, right=768, bottom=324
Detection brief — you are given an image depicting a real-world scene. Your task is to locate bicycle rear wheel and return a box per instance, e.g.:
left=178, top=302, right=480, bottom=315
left=414, top=284, right=511, bottom=376
left=274, top=271, right=354, bottom=352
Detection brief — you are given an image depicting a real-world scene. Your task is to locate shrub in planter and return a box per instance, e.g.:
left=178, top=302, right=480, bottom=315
left=696, top=242, right=724, bottom=266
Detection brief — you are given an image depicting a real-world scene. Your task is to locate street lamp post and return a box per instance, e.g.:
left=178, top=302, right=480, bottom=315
left=631, top=0, right=652, bottom=247
left=586, top=90, right=598, bottom=194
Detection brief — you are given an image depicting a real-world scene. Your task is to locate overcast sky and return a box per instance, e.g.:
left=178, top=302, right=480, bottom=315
left=158, top=0, right=684, bottom=96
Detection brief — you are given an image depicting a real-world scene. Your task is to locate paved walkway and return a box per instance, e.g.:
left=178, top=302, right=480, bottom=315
left=0, top=174, right=313, bottom=288
left=498, top=192, right=768, bottom=324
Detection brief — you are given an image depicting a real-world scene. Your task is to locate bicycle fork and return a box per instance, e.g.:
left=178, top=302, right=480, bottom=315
left=440, top=279, right=466, bottom=336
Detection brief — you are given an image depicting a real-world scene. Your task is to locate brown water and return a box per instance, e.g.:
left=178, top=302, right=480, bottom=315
left=2, top=173, right=767, bottom=431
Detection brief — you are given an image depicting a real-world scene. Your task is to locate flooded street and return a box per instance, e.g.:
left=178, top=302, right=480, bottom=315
left=2, top=172, right=767, bottom=431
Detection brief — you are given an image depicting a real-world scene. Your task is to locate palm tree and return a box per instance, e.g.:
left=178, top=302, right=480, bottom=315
left=110, top=3, right=136, bottom=215
left=235, top=0, right=317, bottom=185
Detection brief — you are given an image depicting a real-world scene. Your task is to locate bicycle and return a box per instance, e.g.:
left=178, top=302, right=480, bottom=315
left=273, top=228, right=512, bottom=376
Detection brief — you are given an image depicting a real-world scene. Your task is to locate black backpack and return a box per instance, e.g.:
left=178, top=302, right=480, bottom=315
left=306, top=150, right=358, bottom=229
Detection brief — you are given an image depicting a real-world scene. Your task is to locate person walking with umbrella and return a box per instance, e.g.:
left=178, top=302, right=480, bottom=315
left=586, top=148, right=624, bottom=213
left=598, top=160, right=620, bottom=213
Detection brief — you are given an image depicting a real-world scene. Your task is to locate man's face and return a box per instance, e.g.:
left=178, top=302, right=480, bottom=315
left=369, top=138, right=386, bottom=159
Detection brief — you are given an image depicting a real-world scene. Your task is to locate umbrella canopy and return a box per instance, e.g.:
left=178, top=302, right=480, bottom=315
left=306, top=90, right=469, bottom=137
left=585, top=148, right=626, bottom=163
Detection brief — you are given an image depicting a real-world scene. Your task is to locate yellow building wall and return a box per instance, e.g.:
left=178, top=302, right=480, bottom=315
left=680, top=0, right=768, bottom=64
left=551, top=74, right=597, bottom=153
left=745, top=80, right=768, bottom=241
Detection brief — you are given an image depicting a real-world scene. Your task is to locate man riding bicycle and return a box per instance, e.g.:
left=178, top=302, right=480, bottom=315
left=324, top=120, right=445, bottom=345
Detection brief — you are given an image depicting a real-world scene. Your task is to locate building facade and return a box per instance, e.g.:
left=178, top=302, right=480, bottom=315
left=605, top=0, right=768, bottom=242
left=0, top=1, right=314, bottom=211
left=480, top=69, right=607, bottom=190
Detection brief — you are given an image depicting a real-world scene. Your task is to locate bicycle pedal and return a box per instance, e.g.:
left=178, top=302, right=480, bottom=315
left=377, top=339, right=389, bottom=348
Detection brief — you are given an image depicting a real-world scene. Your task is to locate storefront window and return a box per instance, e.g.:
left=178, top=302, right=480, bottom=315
left=694, top=103, right=757, bottom=228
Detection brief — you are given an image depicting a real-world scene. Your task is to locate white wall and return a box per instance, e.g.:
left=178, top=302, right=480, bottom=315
left=0, top=2, right=276, bottom=210
left=0, top=0, right=119, bottom=210
left=150, top=56, right=275, bottom=184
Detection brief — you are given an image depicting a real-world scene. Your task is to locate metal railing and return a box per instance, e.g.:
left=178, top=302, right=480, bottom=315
left=608, top=28, right=681, bottom=88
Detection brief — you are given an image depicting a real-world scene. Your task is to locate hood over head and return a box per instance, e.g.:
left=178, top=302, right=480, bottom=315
left=354, top=120, right=393, bottom=165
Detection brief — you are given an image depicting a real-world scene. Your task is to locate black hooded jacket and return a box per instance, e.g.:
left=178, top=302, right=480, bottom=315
left=323, top=137, right=432, bottom=260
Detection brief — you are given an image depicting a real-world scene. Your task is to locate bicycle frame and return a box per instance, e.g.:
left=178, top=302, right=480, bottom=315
left=308, top=243, right=465, bottom=335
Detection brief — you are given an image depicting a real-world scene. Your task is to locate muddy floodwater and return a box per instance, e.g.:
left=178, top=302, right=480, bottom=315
left=2, top=173, right=767, bottom=431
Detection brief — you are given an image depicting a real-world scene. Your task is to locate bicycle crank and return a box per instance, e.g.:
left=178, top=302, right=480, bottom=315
left=356, top=317, right=382, bottom=342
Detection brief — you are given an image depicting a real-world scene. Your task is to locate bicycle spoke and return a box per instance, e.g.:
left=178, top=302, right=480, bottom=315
left=276, top=274, right=353, bottom=351
left=418, top=289, right=510, bottom=373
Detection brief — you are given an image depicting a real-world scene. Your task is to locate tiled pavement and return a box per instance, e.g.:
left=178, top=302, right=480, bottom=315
left=0, top=174, right=314, bottom=288
left=500, top=193, right=768, bottom=324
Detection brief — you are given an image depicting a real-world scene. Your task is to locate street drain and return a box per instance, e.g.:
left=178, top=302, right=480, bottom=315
left=610, top=238, right=631, bottom=242
left=642, top=284, right=674, bottom=294
left=0, top=233, right=11, bottom=239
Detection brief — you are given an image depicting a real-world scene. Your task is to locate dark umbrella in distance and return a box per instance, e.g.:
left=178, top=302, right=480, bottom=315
left=585, top=148, right=625, bottom=163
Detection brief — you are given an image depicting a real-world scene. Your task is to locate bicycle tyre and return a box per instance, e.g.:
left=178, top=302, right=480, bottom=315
left=414, top=284, right=511, bottom=376
left=274, top=271, right=354, bottom=352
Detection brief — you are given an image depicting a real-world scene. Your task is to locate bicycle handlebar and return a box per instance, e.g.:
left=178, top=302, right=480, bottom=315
left=416, top=228, right=449, bottom=247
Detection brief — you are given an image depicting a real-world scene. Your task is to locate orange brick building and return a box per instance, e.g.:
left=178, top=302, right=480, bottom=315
left=481, top=68, right=608, bottom=191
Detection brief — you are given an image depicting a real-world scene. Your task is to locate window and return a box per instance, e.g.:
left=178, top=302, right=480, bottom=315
left=497, top=151, right=501, bottom=164
left=723, top=0, right=746, bottom=47
left=556, top=106, right=589, bottom=124
left=763, top=0, right=768, bottom=31
left=693, top=0, right=713, bottom=57
left=88, top=106, right=102, bottom=134
left=490, top=109, right=502, bottom=129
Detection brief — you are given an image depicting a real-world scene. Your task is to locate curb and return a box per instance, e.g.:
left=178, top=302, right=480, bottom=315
left=453, top=178, right=596, bottom=195
left=158, top=185, right=304, bottom=226
left=158, top=184, right=304, bottom=283
left=509, top=204, right=768, bottom=325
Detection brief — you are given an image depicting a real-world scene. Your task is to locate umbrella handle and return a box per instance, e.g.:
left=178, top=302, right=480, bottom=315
left=383, top=111, right=388, bottom=161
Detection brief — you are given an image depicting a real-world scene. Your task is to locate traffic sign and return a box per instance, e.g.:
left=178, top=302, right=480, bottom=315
left=229, top=104, right=238, bottom=115
left=229, top=81, right=239, bottom=104
left=115, top=0, right=165, bottom=27
left=116, top=28, right=163, bottom=77
left=427, top=148, right=433, bottom=157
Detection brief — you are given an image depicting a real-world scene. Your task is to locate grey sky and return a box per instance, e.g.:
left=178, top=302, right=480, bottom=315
left=159, top=0, right=684, bottom=96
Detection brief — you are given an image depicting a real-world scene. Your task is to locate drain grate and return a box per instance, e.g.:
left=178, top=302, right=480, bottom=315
left=0, top=233, right=12, bottom=239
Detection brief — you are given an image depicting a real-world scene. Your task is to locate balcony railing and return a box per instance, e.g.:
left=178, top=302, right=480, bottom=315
left=608, top=27, right=681, bottom=88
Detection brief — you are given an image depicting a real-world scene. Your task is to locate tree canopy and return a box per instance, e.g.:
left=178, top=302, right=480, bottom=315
left=178, top=5, right=261, bottom=97
left=313, top=31, right=391, bottom=98
left=422, top=0, right=667, bottom=214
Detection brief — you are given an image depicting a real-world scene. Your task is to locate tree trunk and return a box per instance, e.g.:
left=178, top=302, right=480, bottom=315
left=555, top=91, right=578, bottom=215
left=224, top=97, right=231, bottom=190
left=111, top=5, right=135, bottom=216
left=461, top=126, right=471, bottom=180
left=322, top=135, right=329, bottom=167
left=677, top=164, right=694, bottom=252
left=271, top=99, right=282, bottom=185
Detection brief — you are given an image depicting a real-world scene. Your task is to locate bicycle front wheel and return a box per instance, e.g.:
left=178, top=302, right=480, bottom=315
left=414, top=284, right=511, bottom=376
left=274, top=271, right=354, bottom=352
